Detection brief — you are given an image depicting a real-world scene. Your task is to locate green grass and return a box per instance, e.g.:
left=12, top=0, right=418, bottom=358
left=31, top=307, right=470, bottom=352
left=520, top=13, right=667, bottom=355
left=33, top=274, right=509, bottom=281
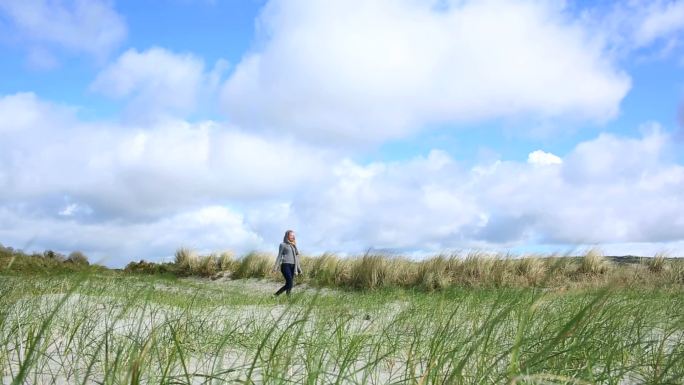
left=1, top=271, right=683, bottom=384
left=2, top=244, right=684, bottom=383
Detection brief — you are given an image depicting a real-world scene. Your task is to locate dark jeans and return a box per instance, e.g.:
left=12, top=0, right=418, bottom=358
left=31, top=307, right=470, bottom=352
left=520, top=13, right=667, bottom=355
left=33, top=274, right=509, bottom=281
left=275, top=263, right=295, bottom=296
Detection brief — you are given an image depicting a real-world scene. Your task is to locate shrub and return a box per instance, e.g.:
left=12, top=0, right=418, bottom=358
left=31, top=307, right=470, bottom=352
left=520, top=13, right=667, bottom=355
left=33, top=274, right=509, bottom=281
left=124, top=260, right=176, bottom=275
left=43, top=250, right=66, bottom=262
left=66, top=251, right=89, bottom=265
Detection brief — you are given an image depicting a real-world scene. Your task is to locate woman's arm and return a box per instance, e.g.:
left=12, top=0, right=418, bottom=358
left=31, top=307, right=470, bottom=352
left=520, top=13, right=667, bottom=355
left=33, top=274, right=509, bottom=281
left=293, top=245, right=302, bottom=275
left=272, top=243, right=283, bottom=272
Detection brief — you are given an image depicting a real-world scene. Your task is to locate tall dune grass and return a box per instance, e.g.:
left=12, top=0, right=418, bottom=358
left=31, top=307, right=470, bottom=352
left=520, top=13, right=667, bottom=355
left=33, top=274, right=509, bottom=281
left=349, top=254, right=394, bottom=289
left=646, top=253, right=668, bottom=273
left=414, top=255, right=457, bottom=291
left=578, top=248, right=612, bottom=275
left=7, top=243, right=680, bottom=290
left=174, top=247, right=199, bottom=273
left=164, top=247, right=684, bottom=290
left=305, top=253, right=351, bottom=286
left=218, top=251, right=236, bottom=271
left=232, top=252, right=273, bottom=279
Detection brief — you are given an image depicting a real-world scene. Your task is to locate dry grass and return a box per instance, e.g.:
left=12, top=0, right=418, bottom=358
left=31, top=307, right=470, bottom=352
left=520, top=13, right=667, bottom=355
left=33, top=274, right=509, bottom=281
left=514, top=256, right=547, bottom=286
left=196, top=254, right=219, bottom=276
left=218, top=251, right=236, bottom=271
left=414, top=255, right=459, bottom=291
left=166, top=247, right=684, bottom=290
left=172, top=249, right=238, bottom=277
left=645, top=253, right=668, bottom=273
left=458, top=252, right=499, bottom=286
left=349, top=254, right=393, bottom=289
left=305, top=253, right=350, bottom=286
left=174, top=247, right=199, bottom=273
left=578, top=249, right=612, bottom=275
left=232, top=252, right=274, bottom=279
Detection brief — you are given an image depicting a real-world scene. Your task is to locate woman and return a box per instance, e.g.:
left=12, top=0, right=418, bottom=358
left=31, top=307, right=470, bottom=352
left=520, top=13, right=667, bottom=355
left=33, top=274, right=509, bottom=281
left=273, top=230, right=302, bottom=296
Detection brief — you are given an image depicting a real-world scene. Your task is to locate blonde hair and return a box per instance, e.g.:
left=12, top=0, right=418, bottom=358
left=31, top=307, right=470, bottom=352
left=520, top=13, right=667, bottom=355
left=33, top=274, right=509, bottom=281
left=283, top=230, right=296, bottom=244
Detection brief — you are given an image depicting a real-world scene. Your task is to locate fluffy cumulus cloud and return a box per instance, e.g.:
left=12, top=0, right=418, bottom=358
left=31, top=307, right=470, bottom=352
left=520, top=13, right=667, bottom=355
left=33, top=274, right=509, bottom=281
left=280, top=151, right=484, bottom=251
left=3, top=1, right=684, bottom=265
left=0, top=0, right=126, bottom=63
left=0, top=205, right=263, bottom=265
left=0, top=92, right=333, bottom=217
left=282, top=127, right=684, bottom=253
left=527, top=150, right=562, bottom=166
left=0, top=92, right=334, bottom=265
left=0, top=93, right=75, bottom=133
left=485, top=129, right=684, bottom=245
left=2, top=90, right=684, bottom=263
left=221, top=0, right=630, bottom=143
left=91, top=47, right=229, bottom=119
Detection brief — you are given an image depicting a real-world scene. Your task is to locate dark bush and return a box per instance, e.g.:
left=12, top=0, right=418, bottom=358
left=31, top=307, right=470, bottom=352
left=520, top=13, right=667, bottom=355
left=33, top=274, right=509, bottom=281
left=124, top=260, right=176, bottom=275
left=43, top=250, right=66, bottom=262
left=66, top=251, right=90, bottom=265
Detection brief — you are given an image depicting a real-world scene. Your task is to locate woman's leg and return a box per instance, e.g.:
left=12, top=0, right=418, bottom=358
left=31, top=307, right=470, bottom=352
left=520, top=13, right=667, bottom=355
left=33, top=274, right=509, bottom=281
left=275, top=263, right=295, bottom=296
left=284, top=263, right=295, bottom=295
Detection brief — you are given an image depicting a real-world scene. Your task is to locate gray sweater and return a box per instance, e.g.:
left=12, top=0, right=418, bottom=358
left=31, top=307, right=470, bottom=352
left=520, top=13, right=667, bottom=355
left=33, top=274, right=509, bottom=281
left=274, top=242, right=302, bottom=274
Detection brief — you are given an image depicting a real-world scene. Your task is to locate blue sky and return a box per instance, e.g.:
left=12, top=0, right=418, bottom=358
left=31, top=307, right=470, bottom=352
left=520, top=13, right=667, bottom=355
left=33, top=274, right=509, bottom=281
left=1, top=0, right=684, bottom=266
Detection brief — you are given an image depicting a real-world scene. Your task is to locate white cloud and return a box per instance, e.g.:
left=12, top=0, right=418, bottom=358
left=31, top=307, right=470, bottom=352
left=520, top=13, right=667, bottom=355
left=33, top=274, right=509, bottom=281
left=277, top=150, right=482, bottom=251
left=0, top=92, right=75, bottom=133
left=0, top=91, right=333, bottom=263
left=2, top=92, right=684, bottom=263
left=478, top=129, right=684, bottom=245
left=91, top=48, right=229, bottom=119
left=268, top=130, right=684, bottom=253
left=583, top=0, right=684, bottom=57
left=562, top=125, right=667, bottom=183
left=221, top=0, right=630, bottom=143
left=0, top=0, right=126, bottom=61
left=0, top=92, right=332, bottom=220
left=0, top=205, right=262, bottom=266
left=635, top=1, right=684, bottom=47
left=58, top=203, right=92, bottom=217
left=527, top=150, right=562, bottom=166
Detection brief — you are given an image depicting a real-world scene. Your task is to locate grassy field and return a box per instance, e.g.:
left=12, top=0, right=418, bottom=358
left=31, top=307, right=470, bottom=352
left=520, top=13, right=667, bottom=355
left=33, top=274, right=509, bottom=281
left=1, top=271, right=683, bottom=384
left=1, top=247, right=683, bottom=384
